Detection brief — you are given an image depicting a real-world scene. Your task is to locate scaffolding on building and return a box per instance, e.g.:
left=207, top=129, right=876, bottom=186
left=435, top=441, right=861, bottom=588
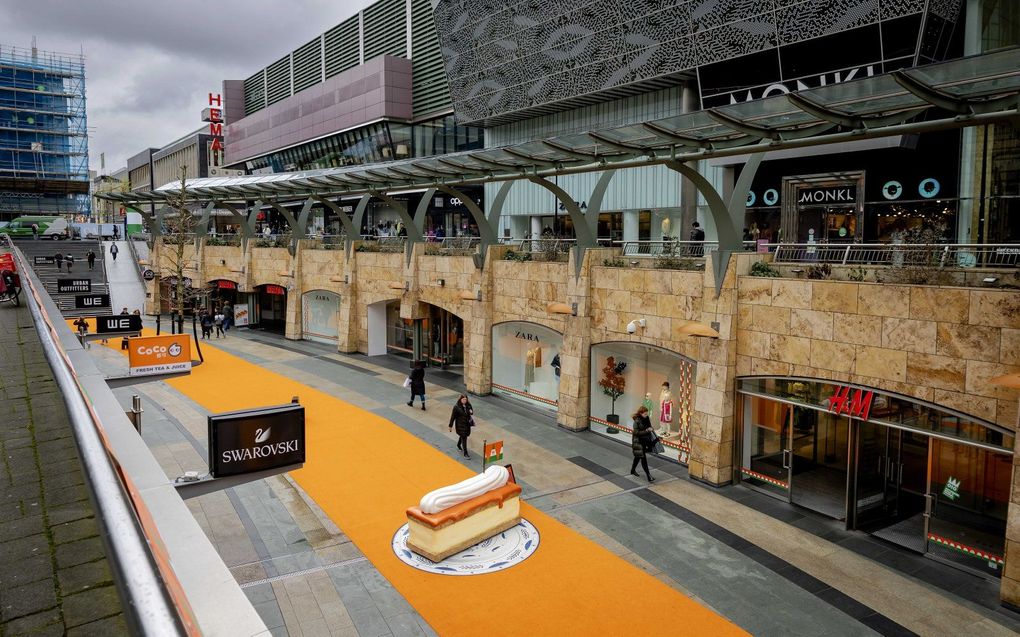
left=0, top=43, right=90, bottom=220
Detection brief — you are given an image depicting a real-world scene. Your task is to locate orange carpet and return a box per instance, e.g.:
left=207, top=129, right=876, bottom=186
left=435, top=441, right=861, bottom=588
left=89, top=326, right=745, bottom=636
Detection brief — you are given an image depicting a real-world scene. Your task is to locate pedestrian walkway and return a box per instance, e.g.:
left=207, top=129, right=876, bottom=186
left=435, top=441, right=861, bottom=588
left=103, top=241, right=144, bottom=314
left=0, top=301, right=126, bottom=634
left=107, top=328, right=743, bottom=636
left=83, top=324, right=1020, bottom=636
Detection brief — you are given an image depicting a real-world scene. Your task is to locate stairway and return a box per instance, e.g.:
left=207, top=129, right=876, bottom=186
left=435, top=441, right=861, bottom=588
left=13, top=238, right=112, bottom=318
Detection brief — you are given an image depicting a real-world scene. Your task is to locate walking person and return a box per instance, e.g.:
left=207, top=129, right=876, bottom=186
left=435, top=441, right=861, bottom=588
left=54, top=252, right=64, bottom=270
left=629, top=406, right=655, bottom=482
left=31, top=223, right=38, bottom=240
left=110, top=243, right=119, bottom=262
left=448, top=394, right=474, bottom=458
left=65, top=254, right=74, bottom=273
left=200, top=310, right=213, bottom=339
left=73, top=316, right=88, bottom=337
left=406, top=361, right=426, bottom=411
left=222, top=302, right=233, bottom=331
left=86, top=249, right=96, bottom=271
left=690, top=221, right=706, bottom=257
left=214, top=310, right=225, bottom=338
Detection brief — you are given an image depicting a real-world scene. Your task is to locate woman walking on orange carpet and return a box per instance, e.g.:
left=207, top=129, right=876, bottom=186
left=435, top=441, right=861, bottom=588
left=448, top=394, right=474, bottom=458
left=630, top=406, right=655, bottom=482
left=407, top=360, right=426, bottom=410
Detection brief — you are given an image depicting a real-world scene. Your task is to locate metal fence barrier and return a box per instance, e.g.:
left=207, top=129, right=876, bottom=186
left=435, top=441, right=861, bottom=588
left=771, top=243, right=1020, bottom=268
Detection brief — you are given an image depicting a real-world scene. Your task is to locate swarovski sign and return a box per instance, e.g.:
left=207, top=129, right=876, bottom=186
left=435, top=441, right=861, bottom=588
left=208, top=404, right=305, bottom=478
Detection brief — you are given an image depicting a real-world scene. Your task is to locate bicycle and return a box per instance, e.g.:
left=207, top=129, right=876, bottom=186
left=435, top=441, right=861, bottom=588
left=0, top=269, right=21, bottom=307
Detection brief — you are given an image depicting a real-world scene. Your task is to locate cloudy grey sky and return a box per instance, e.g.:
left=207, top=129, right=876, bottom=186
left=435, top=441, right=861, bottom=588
left=0, top=0, right=376, bottom=173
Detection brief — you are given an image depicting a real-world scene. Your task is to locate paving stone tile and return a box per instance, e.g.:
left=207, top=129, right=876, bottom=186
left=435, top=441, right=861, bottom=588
left=61, top=585, right=122, bottom=629
left=253, top=599, right=286, bottom=629
left=54, top=537, right=106, bottom=570
left=65, top=613, right=129, bottom=636
left=0, top=554, right=52, bottom=589
left=51, top=516, right=99, bottom=545
left=0, top=513, right=44, bottom=543
left=0, top=577, right=58, bottom=621
left=0, top=608, right=62, bottom=635
left=348, top=604, right=392, bottom=637
left=57, top=559, right=114, bottom=596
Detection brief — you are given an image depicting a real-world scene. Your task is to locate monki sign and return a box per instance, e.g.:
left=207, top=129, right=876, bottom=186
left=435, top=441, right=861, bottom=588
left=798, top=185, right=856, bottom=204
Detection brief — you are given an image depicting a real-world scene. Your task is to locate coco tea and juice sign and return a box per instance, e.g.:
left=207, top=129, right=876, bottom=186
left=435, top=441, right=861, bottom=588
left=127, top=334, right=192, bottom=376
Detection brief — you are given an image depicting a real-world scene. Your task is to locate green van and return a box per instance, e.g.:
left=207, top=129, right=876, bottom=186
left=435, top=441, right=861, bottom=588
left=0, top=216, right=69, bottom=239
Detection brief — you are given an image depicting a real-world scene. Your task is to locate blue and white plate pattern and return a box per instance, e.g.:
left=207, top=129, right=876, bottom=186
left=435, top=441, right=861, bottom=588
left=392, top=519, right=540, bottom=575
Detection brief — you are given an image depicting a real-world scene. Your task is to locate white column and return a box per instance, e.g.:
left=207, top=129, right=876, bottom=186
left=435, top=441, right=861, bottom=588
left=623, top=210, right=639, bottom=243
left=530, top=216, right=542, bottom=239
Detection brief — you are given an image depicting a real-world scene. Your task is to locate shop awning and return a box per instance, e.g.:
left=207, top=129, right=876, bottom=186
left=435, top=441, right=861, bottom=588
left=99, top=47, right=1020, bottom=206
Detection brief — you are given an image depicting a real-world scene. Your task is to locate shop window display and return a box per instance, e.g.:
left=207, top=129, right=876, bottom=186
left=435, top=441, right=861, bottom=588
left=589, top=342, right=695, bottom=464
left=491, top=322, right=562, bottom=410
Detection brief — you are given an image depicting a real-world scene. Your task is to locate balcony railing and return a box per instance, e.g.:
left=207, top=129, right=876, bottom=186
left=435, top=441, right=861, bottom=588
left=771, top=243, right=1020, bottom=269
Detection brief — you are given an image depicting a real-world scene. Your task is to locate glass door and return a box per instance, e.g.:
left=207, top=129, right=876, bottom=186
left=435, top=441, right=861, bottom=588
left=925, top=438, right=1010, bottom=577
left=789, top=407, right=849, bottom=520
left=854, top=422, right=929, bottom=551
left=740, top=396, right=791, bottom=499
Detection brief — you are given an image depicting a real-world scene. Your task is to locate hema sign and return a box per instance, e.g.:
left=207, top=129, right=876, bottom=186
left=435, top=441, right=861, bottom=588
left=208, top=404, right=305, bottom=478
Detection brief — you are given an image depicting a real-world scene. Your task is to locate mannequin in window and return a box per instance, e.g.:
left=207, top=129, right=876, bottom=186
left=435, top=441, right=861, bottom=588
left=642, top=392, right=654, bottom=415
left=658, top=381, right=674, bottom=436
left=550, top=353, right=561, bottom=384
left=525, top=346, right=541, bottom=392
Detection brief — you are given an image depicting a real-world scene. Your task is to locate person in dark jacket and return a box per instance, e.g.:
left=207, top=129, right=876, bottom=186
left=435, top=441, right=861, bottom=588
left=86, top=249, right=96, bottom=270
left=630, top=406, right=655, bottom=482
left=406, top=361, right=426, bottom=410
left=448, top=394, right=474, bottom=458
left=54, top=252, right=64, bottom=269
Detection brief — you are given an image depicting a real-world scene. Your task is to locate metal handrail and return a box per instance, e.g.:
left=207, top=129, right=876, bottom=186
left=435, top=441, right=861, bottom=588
left=770, top=242, right=1020, bottom=268
left=125, top=235, right=147, bottom=286
left=3, top=235, right=190, bottom=635
left=515, top=238, right=576, bottom=253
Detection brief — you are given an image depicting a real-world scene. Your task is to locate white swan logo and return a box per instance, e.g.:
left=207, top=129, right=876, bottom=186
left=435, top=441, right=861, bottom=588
left=255, top=427, right=271, bottom=444
left=168, top=343, right=182, bottom=357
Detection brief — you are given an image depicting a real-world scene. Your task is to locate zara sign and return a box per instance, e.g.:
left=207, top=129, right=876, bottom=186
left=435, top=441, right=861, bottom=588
left=208, top=403, right=306, bottom=478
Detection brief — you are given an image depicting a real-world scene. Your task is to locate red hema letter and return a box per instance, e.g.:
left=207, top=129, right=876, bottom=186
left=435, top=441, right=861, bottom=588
left=208, top=93, right=222, bottom=106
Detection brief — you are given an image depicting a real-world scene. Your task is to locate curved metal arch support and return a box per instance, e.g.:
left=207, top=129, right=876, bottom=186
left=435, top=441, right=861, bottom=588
left=311, top=195, right=359, bottom=261
left=485, top=180, right=516, bottom=246
left=412, top=188, right=436, bottom=235
left=583, top=169, right=619, bottom=240
left=195, top=202, right=216, bottom=238
left=213, top=201, right=256, bottom=238
left=436, top=185, right=494, bottom=268
left=664, top=150, right=765, bottom=295
left=526, top=176, right=597, bottom=279
left=370, top=191, right=424, bottom=244
left=350, top=194, right=372, bottom=258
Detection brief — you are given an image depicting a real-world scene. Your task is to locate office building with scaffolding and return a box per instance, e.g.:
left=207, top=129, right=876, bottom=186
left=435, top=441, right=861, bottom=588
left=0, top=44, right=90, bottom=222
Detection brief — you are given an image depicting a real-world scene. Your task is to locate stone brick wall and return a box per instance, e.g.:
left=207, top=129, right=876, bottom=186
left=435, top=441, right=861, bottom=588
left=736, top=278, right=1020, bottom=429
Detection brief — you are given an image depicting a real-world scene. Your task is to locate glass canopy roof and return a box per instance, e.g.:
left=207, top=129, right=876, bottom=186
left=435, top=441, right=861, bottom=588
left=101, top=47, right=1020, bottom=205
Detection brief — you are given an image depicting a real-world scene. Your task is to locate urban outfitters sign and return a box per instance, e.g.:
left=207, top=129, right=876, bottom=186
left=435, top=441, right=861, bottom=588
left=57, top=278, right=92, bottom=293
left=208, top=404, right=305, bottom=478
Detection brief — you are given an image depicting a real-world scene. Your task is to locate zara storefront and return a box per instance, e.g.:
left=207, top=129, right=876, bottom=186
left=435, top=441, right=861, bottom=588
left=738, top=377, right=1013, bottom=579
left=491, top=322, right=562, bottom=411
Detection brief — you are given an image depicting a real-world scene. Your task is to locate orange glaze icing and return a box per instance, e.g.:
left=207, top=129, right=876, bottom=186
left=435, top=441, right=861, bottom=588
left=406, top=483, right=522, bottom=528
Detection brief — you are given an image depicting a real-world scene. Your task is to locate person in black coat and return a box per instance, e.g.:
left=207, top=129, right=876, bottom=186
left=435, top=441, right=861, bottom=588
left=630, top=406, right=655, bottom=482
left=448, top=394, right=474, bottom=458
left=406, top=360, right=426, bottom=410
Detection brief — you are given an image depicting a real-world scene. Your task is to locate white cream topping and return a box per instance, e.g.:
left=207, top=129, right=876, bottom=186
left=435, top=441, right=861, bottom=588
left=419, top=465, right=510, bottom=514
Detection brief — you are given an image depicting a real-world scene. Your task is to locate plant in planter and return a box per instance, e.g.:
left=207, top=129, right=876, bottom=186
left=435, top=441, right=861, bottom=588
left=598, top=356, right=627, bottom=434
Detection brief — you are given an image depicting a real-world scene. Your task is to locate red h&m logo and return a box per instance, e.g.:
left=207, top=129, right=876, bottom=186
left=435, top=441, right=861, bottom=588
left=828, top=386, right=874, bottom=419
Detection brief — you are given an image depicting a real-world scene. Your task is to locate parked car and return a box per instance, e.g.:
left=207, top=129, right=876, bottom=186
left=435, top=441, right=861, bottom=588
left=0, top=216, right=69, bottom=239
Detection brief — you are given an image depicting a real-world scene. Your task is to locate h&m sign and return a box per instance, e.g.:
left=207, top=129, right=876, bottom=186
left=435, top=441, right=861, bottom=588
left=798, top=185, right=857, bottom=205
left=208, top=403, right=305, bottom=478
left=828, top=386, right=874, bottom=420
left=74, top=294, right=110, bottom=309
left=96, top=314, right=143, bottom=334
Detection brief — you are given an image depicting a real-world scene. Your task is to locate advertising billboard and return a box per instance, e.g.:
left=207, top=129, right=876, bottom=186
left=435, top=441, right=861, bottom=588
left=208, top=404, right=305, bottom=478
left=96, top=314, right=142, bottom=333
left=127, top=334, right=192, bottom=377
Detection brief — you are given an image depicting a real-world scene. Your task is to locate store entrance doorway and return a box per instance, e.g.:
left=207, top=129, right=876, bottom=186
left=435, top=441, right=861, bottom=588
left=253, top=284, right=287, bottom=333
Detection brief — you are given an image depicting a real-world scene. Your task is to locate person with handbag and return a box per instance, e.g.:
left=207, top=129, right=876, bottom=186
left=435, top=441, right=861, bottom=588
left=629, top=406, right=655, bottom=482
left=448, top=394, right=474, bottom=459
left=406, top=360, right=427, bottom=411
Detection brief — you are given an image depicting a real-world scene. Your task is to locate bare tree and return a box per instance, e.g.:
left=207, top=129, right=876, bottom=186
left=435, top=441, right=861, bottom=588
left=160, top=166, right=204, bottom=329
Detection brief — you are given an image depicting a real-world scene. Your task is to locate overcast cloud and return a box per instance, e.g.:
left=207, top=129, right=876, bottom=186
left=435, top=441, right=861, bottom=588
left=0, top=0, right=376, bottom=172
